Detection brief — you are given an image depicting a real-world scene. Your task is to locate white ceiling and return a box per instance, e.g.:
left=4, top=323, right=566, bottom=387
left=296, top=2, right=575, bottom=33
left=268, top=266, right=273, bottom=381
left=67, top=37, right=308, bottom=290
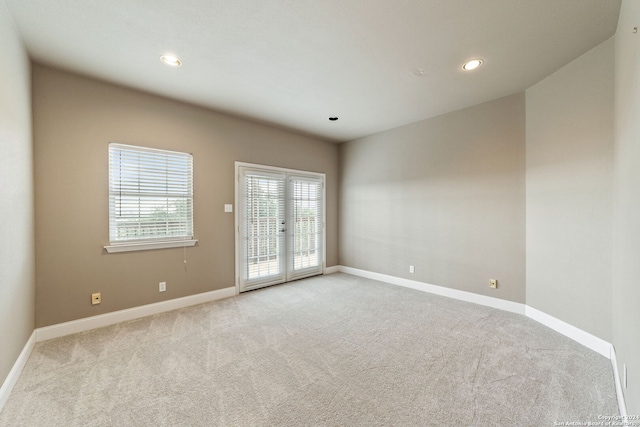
left=3, top=0, right=621, bottom=142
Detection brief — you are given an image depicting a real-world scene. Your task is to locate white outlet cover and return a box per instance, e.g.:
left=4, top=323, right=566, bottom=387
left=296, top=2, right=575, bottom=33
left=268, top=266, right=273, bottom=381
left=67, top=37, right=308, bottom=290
left=159, top=282, right=166, bottom=292
left=224, top=204, right=233, bottom=213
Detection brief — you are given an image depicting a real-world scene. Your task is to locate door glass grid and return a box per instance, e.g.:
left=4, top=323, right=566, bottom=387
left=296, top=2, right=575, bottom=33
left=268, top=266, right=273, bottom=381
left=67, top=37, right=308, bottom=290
left=245, top=175, right=284, bottom=280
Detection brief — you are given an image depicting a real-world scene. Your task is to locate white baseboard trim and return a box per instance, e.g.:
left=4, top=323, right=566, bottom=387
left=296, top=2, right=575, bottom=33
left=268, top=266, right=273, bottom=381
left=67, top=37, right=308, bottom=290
left=610, top=345, right=628, bottom=417
left=524, top=306, right=611, bottom=359
left=35, top=287, right=237, bottom=342
left=324, top=265, right=340, bottom=274
left=338, top=265, right=526, bottom=315
left=0, top=331, right=35, bottom=414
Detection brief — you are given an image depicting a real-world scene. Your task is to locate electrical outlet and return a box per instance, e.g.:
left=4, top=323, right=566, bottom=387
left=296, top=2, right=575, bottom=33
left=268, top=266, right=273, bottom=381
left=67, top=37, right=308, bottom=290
left=409, top=265, right=415, bottom=274
left=91, top=292, right=101, bottom=305
left=489, top=279, right=498, bottom=289
left=159, top=281, right=166, bottom=292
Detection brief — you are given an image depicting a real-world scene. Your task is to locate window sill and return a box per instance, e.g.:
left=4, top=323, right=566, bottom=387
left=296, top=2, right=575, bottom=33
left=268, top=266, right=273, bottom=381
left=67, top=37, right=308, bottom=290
left=104, top=239, right=198, bottom=253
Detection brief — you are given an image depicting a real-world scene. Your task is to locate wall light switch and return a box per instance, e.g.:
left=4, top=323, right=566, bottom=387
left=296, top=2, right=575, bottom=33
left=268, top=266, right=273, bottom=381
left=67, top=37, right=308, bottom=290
left=224, top=204, right=233, bottom=213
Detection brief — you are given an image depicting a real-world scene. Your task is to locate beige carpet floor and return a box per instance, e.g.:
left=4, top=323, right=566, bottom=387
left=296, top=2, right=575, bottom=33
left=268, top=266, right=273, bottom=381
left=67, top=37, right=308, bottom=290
left=0, top=273, right=618, bottom=426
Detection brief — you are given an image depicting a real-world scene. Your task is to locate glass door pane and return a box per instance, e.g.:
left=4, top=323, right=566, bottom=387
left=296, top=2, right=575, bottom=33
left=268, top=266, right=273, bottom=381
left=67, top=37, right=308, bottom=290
left=239, top=168, right=286, bottom=292
left=288, top=176, right=323, bottom=280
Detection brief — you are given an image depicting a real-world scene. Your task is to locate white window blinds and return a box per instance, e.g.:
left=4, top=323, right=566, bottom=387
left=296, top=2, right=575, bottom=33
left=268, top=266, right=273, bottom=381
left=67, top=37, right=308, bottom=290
left=108, top=143, right=193, bottom=244
left=289, top=176, right=323, bottom=275
left=243, top=171, right=286, bottom=281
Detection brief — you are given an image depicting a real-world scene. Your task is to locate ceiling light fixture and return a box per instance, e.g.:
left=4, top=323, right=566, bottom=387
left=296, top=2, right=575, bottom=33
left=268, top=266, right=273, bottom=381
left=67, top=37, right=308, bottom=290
left=160, top=55, right=182, bottom=67
left=328, top=117, right=339, bottom=121
left=462, top=59, right=483, bottom=71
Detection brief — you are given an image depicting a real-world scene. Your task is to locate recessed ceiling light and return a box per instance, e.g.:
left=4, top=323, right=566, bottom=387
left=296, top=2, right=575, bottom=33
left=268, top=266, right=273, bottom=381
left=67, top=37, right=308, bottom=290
left=462, top=59, right=483, bottom=71
left=160, top=55, right=182, bottom=67
left=328, top=117, right=339, bottom=121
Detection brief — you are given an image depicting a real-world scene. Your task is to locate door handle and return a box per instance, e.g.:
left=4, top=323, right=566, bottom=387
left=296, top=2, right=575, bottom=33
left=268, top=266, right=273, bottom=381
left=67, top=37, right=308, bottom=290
left=280, top=228, right=286, bottom=232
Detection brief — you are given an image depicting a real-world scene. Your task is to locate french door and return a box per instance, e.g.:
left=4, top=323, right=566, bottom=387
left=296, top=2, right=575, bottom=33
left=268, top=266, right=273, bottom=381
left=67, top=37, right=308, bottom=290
left=236, top=163, right=325, bottom=292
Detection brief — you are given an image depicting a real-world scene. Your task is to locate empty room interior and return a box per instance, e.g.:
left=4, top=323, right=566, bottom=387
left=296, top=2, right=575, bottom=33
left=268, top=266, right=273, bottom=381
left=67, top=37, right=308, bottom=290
left=1, top=0, right=639, bottom=425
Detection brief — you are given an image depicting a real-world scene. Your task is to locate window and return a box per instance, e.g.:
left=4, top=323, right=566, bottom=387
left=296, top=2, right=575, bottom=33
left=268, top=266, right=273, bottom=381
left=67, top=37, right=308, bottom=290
left=105, top=143, right=196, bottom=253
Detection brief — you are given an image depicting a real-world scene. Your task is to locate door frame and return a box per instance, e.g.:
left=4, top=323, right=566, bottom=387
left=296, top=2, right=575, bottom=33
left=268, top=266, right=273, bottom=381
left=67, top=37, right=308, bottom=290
left=234, top=161, right=327, bottom=294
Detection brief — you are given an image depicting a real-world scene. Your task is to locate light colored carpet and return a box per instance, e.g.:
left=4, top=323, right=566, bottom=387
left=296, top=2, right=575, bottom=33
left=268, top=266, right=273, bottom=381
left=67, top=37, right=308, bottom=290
left=0, top=273, right=618, bottom=426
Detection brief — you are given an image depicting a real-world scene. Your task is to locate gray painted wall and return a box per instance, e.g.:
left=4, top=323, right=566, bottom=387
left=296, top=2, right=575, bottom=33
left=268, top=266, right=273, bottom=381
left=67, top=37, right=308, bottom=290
left=613, top=0, right=640, bottom=413
left=340, top=94, right=526, bottom=303
left=525, top=38, right=615, bottom=342
left=32, top=65, right=338, bottom=327
left=0, top=5, right=35, bottom=388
